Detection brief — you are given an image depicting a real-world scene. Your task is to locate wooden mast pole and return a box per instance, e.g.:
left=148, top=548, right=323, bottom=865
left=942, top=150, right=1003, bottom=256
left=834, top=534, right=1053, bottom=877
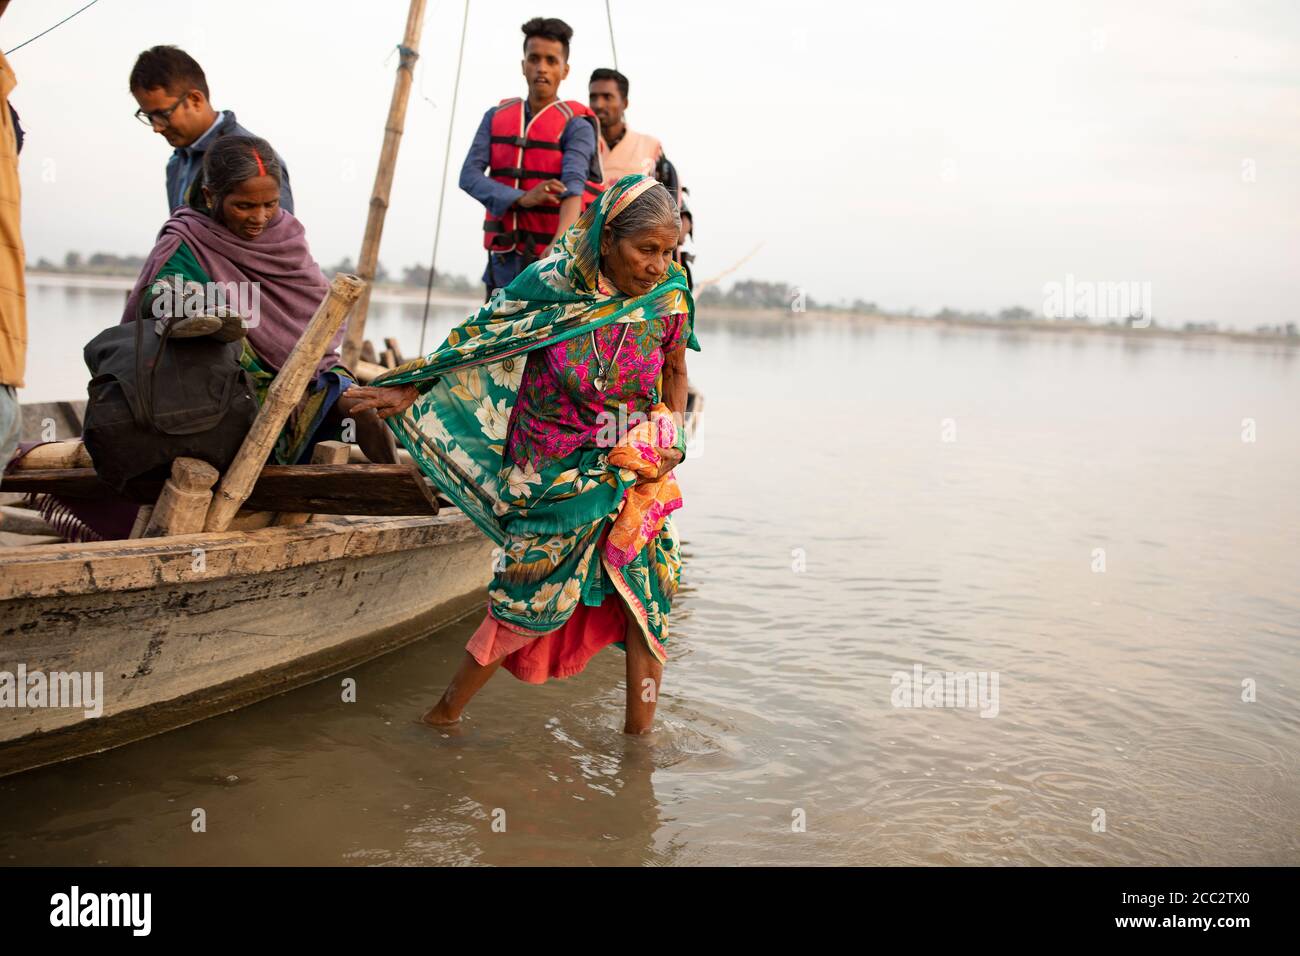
left=341, top=0, right=429, bottom=369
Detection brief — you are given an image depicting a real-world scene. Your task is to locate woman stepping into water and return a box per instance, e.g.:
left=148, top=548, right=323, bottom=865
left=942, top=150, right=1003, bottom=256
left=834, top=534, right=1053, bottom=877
left=349, top=174, right=699, bottom=734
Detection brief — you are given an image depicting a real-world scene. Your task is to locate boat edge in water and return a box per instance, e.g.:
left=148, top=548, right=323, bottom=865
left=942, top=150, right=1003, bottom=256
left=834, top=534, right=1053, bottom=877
left=0, top=383, right=702, bottom=778
left=0, top=512, right=495, bottom=778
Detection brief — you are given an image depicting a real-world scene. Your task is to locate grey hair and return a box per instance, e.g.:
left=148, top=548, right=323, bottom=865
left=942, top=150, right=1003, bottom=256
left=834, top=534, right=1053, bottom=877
left=605, top=182, right=681, bottom=245
left=199, top=134, right=283, bottom=217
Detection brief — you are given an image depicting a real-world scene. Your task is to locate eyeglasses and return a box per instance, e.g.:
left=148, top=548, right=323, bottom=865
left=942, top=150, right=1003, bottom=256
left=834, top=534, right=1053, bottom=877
left=134, top=91, right=193, bottom=128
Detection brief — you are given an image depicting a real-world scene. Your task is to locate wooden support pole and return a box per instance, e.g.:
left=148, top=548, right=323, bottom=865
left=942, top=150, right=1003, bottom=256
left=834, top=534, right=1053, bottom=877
left=142, top=458, right=219, bottom=538
left=205, top=274, right=367, bottom=532
left=354, top=359, right=388, bottom=384
left=348, top=443, right=414, bottom=466
left=340, top=0, right=428, bottom=369
left=10, top=440, right=93, bottom=471
left=128, top=505, right=154, bottom=539
left=273, top=441, right=352, bottom=526
left=313, top=441, right=352, bottom=465
left=228, top=511, right=276, bottom=531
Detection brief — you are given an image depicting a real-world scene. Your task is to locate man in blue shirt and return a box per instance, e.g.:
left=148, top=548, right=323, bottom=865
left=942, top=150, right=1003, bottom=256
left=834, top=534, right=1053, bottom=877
left=129, top=46, right=293, bottom=215
left=459, top=17, right=597, bottom=299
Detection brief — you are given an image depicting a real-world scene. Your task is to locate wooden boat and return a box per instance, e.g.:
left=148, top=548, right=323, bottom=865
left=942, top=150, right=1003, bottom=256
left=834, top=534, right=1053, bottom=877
left=0, top=377, right=703, bottom=779
left=0, top=393, right=497, bottom=778
left=0, top=0, right=705, bottom=778
left=0, top=5, right=463, bottom=778
left=0, top=511, right=493, bottom=778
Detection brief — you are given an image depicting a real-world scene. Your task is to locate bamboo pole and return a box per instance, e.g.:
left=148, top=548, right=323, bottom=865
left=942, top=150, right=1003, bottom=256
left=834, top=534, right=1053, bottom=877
left=205, top=274, right=366, bottom=532
left=128, top=505, right=154, bottom=539
left=340, top=0, right=428, bottom=369
left=354, top=359, right=389, bottom=384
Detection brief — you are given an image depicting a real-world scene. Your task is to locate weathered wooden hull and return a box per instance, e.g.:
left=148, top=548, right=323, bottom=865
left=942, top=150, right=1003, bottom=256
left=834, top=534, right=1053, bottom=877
left=0, top=513, right=494, bottom=777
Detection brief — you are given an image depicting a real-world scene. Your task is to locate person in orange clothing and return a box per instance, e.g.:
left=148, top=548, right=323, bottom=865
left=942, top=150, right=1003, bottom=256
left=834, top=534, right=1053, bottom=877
left=0, top=1, right=27, bottom=474
left=589, top=67, right=695, bottom=287
left=589, top=68, right=666, bottom=185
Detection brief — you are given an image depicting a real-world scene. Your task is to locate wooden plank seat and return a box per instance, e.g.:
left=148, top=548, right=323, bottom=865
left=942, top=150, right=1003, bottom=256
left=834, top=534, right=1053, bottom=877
left=0, top=463, right=441, bottom=517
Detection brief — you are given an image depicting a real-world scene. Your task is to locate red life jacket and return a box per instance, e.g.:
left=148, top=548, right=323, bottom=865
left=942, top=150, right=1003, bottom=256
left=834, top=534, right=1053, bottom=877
left=482, top=97, right=603, bottom=259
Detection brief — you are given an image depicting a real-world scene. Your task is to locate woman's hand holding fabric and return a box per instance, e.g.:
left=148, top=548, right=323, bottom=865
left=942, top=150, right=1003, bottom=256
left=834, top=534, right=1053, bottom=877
left=603, top=404, right=686, bottom=567
left=637, top=445, right=683, bottom=484
left=344, top=384, right=420, bottom=420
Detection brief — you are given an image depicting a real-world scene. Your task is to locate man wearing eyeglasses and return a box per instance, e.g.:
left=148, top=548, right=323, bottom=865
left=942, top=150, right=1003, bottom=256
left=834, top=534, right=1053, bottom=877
left=129, top=45, right=293, bottom=214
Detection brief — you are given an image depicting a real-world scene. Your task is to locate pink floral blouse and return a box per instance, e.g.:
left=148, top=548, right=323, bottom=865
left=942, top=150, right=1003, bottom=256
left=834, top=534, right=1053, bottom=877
left=504, top=299, right=690, bottom=470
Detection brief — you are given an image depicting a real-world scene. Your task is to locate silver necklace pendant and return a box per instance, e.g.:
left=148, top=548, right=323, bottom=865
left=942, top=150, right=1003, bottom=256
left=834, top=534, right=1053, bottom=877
left=591, top=322, right=631, bottom=395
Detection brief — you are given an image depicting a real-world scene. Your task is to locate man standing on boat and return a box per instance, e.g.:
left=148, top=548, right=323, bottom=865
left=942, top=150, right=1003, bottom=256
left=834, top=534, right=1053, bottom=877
left=129, top=46, right=294, bottom=215
left=0, top=0, right=25, bottom=474
left=459, top=17, right=601, bottom=300
left=588, top=68, right=695, bottom=288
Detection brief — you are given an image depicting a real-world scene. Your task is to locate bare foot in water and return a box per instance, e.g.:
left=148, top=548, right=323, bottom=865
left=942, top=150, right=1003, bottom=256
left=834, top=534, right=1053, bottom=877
left=419, top=704, right=463, bottom=728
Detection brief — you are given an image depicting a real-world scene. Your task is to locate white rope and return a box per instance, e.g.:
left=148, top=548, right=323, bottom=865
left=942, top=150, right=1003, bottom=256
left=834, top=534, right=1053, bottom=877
left=418, top=0, right=472, bottom=354
left=605, top=0, right=619, bottom=70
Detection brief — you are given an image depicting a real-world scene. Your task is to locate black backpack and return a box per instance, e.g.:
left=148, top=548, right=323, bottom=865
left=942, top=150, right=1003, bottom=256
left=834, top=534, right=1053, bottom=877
left=81, top=308, right=258, bottom=495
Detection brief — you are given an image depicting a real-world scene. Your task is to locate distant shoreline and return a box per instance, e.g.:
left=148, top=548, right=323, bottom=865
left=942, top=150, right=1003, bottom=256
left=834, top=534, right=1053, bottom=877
left=23, top=269, right=482, bottom=310
left=25, top=270, right=1298, bottom=347
left=700, top=304, right=1300, bottom=347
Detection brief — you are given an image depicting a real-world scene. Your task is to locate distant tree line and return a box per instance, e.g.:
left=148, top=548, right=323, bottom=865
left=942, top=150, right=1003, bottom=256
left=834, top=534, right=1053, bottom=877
left=323, top=258, right=475, bottom=294
left=697, top=284, right=1298, bottom=338
left=931, top=305, right=1038, bottom=323
left=29, top=251, right=477, bottom=295
left=27, top=256, right=1300, bottom=338
left=696, top=279, right=818, bottom=311
left=31, top=251, right=147, bottom=275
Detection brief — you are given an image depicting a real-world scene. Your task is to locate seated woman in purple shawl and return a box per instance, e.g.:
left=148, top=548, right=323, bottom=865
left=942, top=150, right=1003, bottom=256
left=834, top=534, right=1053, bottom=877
left=122, top=134, right=394, bottom=465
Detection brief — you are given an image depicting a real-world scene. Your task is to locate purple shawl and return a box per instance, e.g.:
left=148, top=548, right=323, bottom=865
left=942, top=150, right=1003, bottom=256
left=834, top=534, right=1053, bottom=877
left=122, top=207, right=342, bottom=377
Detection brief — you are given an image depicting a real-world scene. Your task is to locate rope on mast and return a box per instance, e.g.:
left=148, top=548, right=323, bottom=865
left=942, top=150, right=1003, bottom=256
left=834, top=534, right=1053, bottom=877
left=5, top=0, right=103, bottom=55
left=418, top=0, right=471, bottom=354
left=605, top=0, right=618, bottom=70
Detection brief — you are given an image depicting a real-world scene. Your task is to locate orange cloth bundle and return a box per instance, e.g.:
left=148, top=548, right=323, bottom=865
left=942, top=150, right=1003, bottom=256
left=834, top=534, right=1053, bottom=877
left=603, top=402, right=684, bottom=568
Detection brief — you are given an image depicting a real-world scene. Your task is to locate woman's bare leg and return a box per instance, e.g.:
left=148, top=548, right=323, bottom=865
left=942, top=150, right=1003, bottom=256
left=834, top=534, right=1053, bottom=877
left=421, top=652, right=503, bottom=726
left=623, top=612, right=663, bottom=735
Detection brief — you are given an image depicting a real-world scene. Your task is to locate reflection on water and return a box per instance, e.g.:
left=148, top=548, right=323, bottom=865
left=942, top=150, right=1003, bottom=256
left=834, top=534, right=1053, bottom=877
left=2, top=281, right=1298, bottom=865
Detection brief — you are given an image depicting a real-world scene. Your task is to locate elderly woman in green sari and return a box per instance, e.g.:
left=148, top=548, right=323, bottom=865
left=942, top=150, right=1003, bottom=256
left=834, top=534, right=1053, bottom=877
left=348, top=174, right=698, bottom=734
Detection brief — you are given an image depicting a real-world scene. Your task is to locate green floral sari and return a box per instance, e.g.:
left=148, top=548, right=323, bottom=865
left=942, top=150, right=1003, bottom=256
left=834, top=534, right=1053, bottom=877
left=374, top=175, right=699, bottom=662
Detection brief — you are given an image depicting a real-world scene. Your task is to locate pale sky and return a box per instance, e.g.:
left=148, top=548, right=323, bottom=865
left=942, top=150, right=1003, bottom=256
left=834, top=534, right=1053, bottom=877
left=5, top=0, right=1298, bottom=328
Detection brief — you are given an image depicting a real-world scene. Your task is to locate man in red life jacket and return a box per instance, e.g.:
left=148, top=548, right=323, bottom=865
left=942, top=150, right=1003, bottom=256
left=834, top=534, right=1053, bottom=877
left=459, top=17, right=601, bottom=300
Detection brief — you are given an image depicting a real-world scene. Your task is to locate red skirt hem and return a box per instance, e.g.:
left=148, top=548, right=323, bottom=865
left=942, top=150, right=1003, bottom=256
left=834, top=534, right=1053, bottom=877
left=466, top=597, right=628, bottom=684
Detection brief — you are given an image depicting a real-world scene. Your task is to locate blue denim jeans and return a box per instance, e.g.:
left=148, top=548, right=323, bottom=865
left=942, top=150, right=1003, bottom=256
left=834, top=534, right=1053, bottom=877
left=0, top=384, right=19, bottom=476
left=481, top=251, right=527, bottom=294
